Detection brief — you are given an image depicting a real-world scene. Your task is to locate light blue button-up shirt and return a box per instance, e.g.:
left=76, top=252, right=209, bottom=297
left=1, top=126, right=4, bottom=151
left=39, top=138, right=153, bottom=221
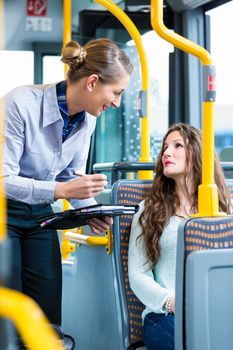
left=3, top=83, right=97, bottom=207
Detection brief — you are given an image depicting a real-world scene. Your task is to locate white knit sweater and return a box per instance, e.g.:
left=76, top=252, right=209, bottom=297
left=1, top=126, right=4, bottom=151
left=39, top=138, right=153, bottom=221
left=128, top=200, right=183, bottom=320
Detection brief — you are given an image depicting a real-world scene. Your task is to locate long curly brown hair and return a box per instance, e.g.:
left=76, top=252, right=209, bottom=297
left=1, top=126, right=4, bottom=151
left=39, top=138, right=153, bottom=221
left=139, top=123, right=231, bottom=268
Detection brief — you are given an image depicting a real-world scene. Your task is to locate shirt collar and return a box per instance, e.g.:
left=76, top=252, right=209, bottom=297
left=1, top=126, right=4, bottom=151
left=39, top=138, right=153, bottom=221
left=56, top=80, right=85, bottom=126
left=42, top=83, right=62, bottom=128
left=42, top=81, right=87, bottom=128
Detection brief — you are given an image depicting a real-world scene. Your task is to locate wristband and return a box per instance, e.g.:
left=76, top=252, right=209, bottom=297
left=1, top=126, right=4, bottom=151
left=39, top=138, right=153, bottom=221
left=163, top=296, right=173, bottom=314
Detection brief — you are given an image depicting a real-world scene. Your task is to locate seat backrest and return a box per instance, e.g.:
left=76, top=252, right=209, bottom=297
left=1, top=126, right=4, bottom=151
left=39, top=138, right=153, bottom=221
left=220, top=147, right=233, bottom=162
left=175, top=184, right=233, bottom=350
left=185, top=248, right=233, bottom=350
left=112, top=180, right=233, bottom=349
left=111, top=180, right=152, bottom=348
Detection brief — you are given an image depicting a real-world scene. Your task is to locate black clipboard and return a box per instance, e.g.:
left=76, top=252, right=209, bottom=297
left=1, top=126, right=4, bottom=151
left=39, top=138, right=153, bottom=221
left=37, top=204, right=139, bottom=230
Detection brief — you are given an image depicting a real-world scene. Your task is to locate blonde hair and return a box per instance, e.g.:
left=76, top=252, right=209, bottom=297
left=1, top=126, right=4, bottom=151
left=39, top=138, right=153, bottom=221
left=61, top=38, right=133, bottom=83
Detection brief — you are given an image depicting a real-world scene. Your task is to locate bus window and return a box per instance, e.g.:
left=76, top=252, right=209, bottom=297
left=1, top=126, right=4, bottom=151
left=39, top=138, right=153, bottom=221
left=94, top=31, right=173, bottom=165
left=126, top=30, right=173, bottom=161
left=142, top=30, right=173, bottom=159
left=43, top=55, right=64, bottom=84
left=0, top=51, right=34, bottom=97
left=206, top=1, right=233, bottom=155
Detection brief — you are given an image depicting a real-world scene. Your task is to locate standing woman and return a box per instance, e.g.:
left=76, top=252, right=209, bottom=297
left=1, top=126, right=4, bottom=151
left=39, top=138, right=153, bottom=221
left=128, top=123, right=231, bottom=350
left=3, top=38, right=132, bottom=328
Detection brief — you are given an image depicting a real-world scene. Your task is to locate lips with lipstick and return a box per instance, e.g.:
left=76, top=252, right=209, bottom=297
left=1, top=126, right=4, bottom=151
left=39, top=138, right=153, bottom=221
left=164, top=160, right=175, bottom=166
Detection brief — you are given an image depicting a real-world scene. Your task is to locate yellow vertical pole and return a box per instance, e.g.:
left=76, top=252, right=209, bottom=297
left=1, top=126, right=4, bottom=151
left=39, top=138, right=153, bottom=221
left=202, top=102, right=214, bottom=185
left=0, top=3, right=64, bottom=349
left=61, top=0, right=76, bottom=258
left=151, top=0, right=225, bottom=217
left=63, top=0, right=71, bottom=74
left=0, top=0, right=6, bottom=242
left=95, top=0, right=153, bottom=179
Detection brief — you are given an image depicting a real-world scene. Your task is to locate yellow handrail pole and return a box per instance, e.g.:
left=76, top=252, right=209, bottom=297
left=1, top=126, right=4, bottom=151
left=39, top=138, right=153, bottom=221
left=151, top=0, right=224, bottom=216
left=0, top=288, right=64, bottom=350
left=61, top=0, right=76, bottom=258
left=0, top=4, right=63, bottom=349
left=63, top=0, right=72, bottom=74
left=151, top=0, right=212, bottom=64
left=0, top=0, right=6, bottom=242
left=95, top=0, right=153, bottom=179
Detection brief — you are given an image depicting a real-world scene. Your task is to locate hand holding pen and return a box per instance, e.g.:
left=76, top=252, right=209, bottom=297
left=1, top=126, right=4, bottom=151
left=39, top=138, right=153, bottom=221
left=73, top=171, right=110, bottom=187
left=54, top=171, right=108, bottom=200
left=72, top=170, right=113, bottom=234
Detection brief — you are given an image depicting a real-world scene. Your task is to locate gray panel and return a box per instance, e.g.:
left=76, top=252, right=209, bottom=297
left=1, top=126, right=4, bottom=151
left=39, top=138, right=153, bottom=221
left=185, top=249, right=233, bottom=350
left=175, top=218, right=190, bottom=350
left=61, top=189, right=125, bottom=350
left=166, top=0, right=213, bottom=12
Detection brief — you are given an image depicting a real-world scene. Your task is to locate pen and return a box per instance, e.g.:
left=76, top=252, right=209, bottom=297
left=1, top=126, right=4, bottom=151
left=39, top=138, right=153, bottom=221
left=73, top=171, right=111, bottom=185
left=73, top=171, right=86, bottom=177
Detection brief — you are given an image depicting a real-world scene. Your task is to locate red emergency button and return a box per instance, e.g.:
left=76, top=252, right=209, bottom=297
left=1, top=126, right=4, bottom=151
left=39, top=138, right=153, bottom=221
left=207, top=74, right=216, bottom=91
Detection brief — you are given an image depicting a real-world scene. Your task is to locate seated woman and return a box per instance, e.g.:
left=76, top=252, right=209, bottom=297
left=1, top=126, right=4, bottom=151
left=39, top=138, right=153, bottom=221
left=128, top=123, right=231, bottom=350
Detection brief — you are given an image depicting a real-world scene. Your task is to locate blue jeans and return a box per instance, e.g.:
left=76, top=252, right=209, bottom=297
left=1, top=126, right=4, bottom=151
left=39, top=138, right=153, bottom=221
left=143, top=312, right=174, bottom=350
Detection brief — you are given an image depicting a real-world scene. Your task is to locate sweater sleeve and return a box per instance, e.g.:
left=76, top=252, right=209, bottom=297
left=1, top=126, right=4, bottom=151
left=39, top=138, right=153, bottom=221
left=128, top=201, right=170, bottom=313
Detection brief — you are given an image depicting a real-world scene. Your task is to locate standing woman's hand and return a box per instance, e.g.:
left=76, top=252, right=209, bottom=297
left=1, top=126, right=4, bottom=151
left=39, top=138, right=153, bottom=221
left=88, top=216, right=113, bottom=234
left=54, top=174, right=108, bottom=200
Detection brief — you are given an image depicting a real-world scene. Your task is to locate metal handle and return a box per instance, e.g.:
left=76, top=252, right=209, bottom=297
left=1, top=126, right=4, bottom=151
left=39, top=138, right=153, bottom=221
left=64, top=229, right=113, bottom=255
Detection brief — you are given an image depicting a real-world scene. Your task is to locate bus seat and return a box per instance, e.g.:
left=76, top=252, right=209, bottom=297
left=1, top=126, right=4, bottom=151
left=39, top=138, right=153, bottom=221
left=219, top=147, right=233, bottom=162
left=111, top=180, right=152, bottom=350
left=62, top=179, right=233, bottom=349
left=62, top=180, right=151, bottom=350
left=175, top=215, right=233, bottom=350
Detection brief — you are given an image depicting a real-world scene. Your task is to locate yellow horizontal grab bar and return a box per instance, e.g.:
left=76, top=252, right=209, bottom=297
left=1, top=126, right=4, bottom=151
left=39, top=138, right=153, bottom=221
left=64, top=231, right=108, bottom=246
left=151, top=0, right=212, bottom=65
left=0, top=288, right=64, bottom=350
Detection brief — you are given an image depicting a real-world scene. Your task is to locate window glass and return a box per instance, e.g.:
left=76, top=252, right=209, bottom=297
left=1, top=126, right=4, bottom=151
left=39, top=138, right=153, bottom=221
left=125, top=31, right=173, bottom=161
left=206, top=1, right=233, bottom=157
left=43, top=55, right=64, bottom=83
left=0, top=51, right=34, bottom=97
left=95, top=31, right=173, bottom=165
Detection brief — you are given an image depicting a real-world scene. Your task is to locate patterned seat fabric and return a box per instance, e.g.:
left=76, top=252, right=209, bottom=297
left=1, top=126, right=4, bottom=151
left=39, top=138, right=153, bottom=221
left=178, top=185, right=233, bottom=350
left=227, top=181, right=233, bottom=199
left=184, top=181, right=233, bottom=259
left=184, top=215, right=233, bottom=260
left=115, top=182, right=151, bottom=345
left=113, top=181, right=233, bottom=348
